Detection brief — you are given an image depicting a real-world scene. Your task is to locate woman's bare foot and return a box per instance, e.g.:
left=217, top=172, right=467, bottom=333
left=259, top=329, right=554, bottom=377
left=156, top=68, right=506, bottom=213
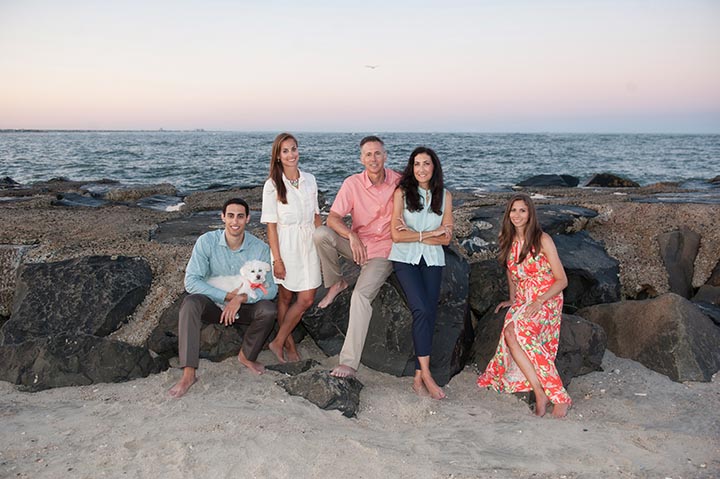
left=285, top=347, right=301, bottom=362
left=268, top=339, right=286, bottom=363
left=421, top=372, right=446, bottom=400
left=318, top=280, right=348, bottom=309
left=238, top=349, right=265, bottom=374
left=412, top=376, right=429, bottom=397
left=169, top=368, right=197, bottom=398
left=552, top=402, right=570, bottom=418
left=330, top=364, right=356, bottom=378
left=534, top=392, right=549, bottom=417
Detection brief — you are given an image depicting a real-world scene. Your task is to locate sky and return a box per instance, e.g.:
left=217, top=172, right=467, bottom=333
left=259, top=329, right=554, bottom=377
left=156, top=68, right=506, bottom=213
left=1, top=0, right=719, bottom=133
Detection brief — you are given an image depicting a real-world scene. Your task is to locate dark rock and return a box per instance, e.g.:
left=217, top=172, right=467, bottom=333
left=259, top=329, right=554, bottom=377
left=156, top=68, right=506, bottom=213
left=473, top=309, right=606, bottom=387
left=459, top=205, right=597, bottom=255
left=105, top=183, right=177, bottom=202
left=657, top=227, right=700, bottom=299
left=151, top=209, right=263, bottom=245
left=585, top=173, right=639, bottom=188
left=302, top=247, right=473, bottom=386
left=277, top=370, right=363, bottom=418
left=632, top=192, right=720, bottom=205
left=468, top=259, right=508, bottom=321
left=0, top=177, right=21, bottom=188
left=0, top=245, right=29, bottom=318
left=516, top=174, right=579, bottom=188
left=136, top=194, right=185, bottom=212
left=693, top=285, right=720, bottom=306
left=578, top=293, right=720, bottom=382
left=266, top=359, right=320, bottom=376
left=0, top=333, right=168, bottom=392
left=706, top=260, right=720, bottom=287
left=692, top=301, right=720, bottom=327
left=51, top=192, right=109, bottom=208
left=1, top=256, right=152, bottom=344
left=709, top=175, right=720, bottom=185
left=553, top=231, right=621, bottom=311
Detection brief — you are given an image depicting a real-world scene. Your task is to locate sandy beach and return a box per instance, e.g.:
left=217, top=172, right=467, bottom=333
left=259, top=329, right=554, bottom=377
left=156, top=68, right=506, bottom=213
left=1, top=341, right=718, bottom=479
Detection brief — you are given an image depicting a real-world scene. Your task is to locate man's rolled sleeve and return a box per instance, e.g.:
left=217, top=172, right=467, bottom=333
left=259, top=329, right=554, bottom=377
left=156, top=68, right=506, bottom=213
left=184, top=237, right=227, bottom=305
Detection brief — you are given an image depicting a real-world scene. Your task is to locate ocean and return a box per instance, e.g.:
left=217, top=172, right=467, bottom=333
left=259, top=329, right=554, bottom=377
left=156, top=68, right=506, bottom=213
left=1, top=131, right=718, bottom=195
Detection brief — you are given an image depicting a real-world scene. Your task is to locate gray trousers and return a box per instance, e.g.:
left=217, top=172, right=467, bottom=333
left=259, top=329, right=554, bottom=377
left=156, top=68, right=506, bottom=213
left=313, top=226, right=393, bottom=370
left=178, top=294, right=276, bottom=369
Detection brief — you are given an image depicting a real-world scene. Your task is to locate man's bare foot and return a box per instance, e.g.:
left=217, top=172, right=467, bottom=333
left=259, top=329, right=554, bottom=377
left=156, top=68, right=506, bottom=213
left=286, top=348, right=301, bottom=362
left=169, top=369, right=197, bottom=398
left=318, top=280, right=348, bottom=309
left=268, top=340, right=286, bottom=363
left=552, top=402, right=570, bottom=418
left=421, top=373, right=446, bottom=400
left=330, top=364, right=356, bottom=378
left=534, top=393, right=549, bottom=417
left=238, top=349, right=265, bottom=375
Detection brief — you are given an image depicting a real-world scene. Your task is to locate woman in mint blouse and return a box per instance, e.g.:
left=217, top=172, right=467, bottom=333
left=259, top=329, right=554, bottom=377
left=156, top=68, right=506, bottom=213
left=389, top=147, right=453, bottom=400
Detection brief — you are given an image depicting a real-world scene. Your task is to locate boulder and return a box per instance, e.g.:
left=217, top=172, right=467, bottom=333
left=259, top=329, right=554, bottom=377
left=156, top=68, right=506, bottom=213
left=1, top=256, right=152, bottom=345
left=0, top=176, right=21, bottom=188
left=657, top=227, right=700, bottom=299
left=0, top=333, right=168, bottom=392
left=147, top=292, right=304, bottom=362
left=0, top=245, right=28, bottom=317
left=301, top=247, right=473, bottom=386
left=585, top=173, right=639, bottom=188
left=692, top=285, right=720, bottom=306
left=516, top=174, right=579, bottom=188
left=51, top=192, right=108, bottom=208
left=692, top=302, right=720, bottom=327
left=468, top=259, right=508, bottom=320
left=473, top=309, right=606, bottom=387
left=277, top=370, right=363, bottom=418
left=553, top=232, right=621, bottom=311
left=266, top=359, right=320, bottom=376
left=705, top=259, right=720, bottom=287
left=460, top=205, right=598, bottom=255
left=577, top=293, right=720, bottom=382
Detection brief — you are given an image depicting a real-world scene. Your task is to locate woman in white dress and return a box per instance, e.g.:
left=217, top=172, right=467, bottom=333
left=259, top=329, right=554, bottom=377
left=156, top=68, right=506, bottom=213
left=261, top=133, right=322, bottom=362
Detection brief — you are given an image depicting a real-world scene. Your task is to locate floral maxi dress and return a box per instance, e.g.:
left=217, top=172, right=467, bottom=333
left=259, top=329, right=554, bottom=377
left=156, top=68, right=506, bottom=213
left=477, top=240, right=571, bottom=405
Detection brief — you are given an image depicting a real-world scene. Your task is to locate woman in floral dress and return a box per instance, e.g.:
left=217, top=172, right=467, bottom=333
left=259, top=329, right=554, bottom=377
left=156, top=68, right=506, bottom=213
left=477, top=193, right=571, bottom=417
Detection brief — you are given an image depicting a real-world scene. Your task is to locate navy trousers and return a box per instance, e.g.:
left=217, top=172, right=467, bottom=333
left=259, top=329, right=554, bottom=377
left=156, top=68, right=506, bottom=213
left=393, top=258, right=443, bottom=370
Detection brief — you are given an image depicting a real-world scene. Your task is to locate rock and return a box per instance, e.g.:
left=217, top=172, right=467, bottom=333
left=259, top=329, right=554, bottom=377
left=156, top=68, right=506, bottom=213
left=516, top=174, right=579, bottom=188
left=692, top=301, right=720, bottom=327
left=104, top=183, right=177, bottom=202
left=459, top=205, right=598, bottom=255
left=585, top=173, right=640, bottom=188
left=472, top=309, right=606, bottom=387
left=709, top=175, right=720, bottom=185
left=632, top=192, right=720, bottom=205
left=578, top=293, right=720, bottom=382
left=657, top=227, right=700, bottom=299
left=51, top=192, right=109, bottom=208
left=266, top=359, right=320, bottom=376
left=151, top=209, right=263, bottom=245
left=693, top=285, right=720, bottom=305
left=1, top=256, right=152, bottom=344
left=301, top=247, right=473, bottom=386
left=0, top=333, right=168, bottom=392
left=277, top=370, right=363, bottom=418
left=136, top=194, right=185, bottom=212
left=0, top=177, right=21, bottom=188
left=553, top=231, right=621, bottom=311
left=468, top=259, right=508, bottom=320
left=705, top=259, right=720, bottom=287
left=0, top=245, right=29, bottom=317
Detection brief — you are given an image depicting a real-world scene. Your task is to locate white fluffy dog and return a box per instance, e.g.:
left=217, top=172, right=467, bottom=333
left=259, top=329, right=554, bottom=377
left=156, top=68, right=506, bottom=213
left=206, top=259, right=271, bottom=304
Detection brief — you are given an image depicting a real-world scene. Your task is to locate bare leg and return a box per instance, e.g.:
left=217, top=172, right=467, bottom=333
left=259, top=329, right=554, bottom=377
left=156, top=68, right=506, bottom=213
left=238, top=349, right=264, bottom=375
left=504, top=323, right=549, bottom=416
left=412, top=370, right=429, bottom=396
left=169, top=367, right=198, bottom=398
left=417, top=356, right=445, bottom=400
left=268, top=286, right=293, bottom=363
left=318, top=279, right=348, bottom=309
left=330, top=364, right=356, bottom=378
left=552, top=403, right=570, bottom=418
left=269, top=288, right=316, bottom=362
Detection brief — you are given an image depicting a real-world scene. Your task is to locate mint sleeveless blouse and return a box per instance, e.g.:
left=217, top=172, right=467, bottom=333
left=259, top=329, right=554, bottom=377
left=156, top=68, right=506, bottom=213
left=388, top=187, right=446, bottom=266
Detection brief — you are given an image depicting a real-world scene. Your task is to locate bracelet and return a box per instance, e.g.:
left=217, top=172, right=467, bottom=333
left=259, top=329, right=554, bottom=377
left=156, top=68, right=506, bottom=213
left=419, top=231, right=423, bottom=242
left=273, top=259, right=283, bottom=264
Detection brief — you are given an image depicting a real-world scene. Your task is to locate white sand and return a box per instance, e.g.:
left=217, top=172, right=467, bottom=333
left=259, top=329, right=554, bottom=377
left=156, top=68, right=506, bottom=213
left=1, top=341, right=718, bottom=479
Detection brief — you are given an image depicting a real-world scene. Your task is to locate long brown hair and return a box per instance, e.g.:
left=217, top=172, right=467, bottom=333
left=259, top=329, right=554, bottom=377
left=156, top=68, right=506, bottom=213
left=398, top=146, right=444, bottom=215
left=498, top=193, right=543, bottom=265
left=269, top=132, right=298, bottom=204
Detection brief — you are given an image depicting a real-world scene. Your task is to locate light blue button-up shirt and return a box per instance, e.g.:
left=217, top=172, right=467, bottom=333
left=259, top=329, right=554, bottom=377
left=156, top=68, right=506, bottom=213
left=388, top=187, right=447, bottom=266
left=184, top=229, right=278, bottom=305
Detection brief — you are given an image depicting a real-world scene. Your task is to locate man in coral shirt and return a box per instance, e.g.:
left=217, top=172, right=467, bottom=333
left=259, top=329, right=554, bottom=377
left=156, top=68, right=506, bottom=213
left=313, top=136, right=401, bottom=378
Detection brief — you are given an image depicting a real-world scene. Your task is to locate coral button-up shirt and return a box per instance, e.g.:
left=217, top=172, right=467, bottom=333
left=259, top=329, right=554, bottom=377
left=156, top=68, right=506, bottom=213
left=330, top=168, right=401, bottom=259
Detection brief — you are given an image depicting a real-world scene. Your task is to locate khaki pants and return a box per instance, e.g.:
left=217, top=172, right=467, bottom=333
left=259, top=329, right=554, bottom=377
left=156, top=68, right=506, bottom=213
left=178, top=294, right=276, bottom=369
left=313, top=226, right=393, bottom=370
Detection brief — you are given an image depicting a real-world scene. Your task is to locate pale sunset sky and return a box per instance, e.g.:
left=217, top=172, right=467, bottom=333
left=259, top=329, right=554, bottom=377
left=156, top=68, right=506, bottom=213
left=1, top=0, right=718, bottom=133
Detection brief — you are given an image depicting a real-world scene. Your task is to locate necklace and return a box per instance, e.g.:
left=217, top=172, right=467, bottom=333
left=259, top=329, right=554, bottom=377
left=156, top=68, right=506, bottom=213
left=288, top=177, right=299, bottom=188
